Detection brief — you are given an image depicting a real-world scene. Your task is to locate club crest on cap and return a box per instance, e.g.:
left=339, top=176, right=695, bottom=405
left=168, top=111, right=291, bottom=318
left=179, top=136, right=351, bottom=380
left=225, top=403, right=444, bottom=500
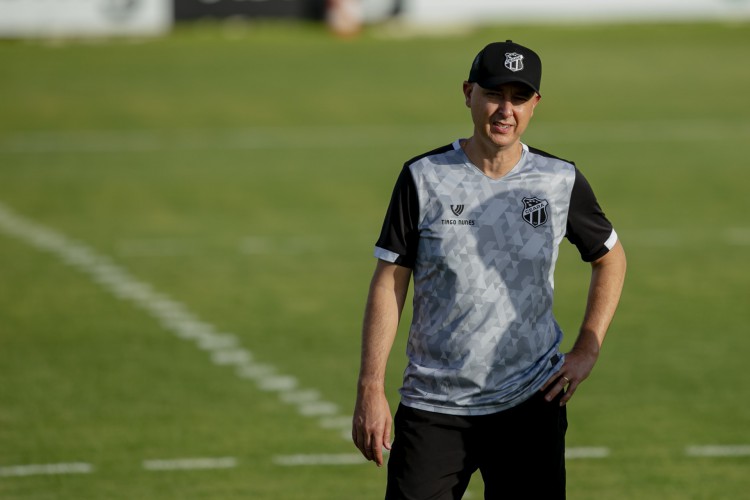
left=504, top=52, right=524, bottom=73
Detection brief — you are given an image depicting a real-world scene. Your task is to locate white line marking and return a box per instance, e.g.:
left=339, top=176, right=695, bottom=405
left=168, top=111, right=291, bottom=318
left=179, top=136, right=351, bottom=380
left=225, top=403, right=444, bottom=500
left=0, top=462, right=93, bottom=477
left=279, top=389, right=321, bottom=404
left=0, top=203, right=661, bottom=468
left=239, top=236, right=275, bottom=254
left=686, top=445, right=750, bottom=457
left=724, top=228, right=750, bottom=246
left=273, top=454, right=368, bottom=466
left=0, top=201, right=350, bottom=440
left=196, top=333, right=239, bottom=351
left=318, top=416, right=353, bottom=429
left=565, top=447, right=610, bottom=459
left=273, top=446, right=612, bottom=468
left=0, top=446, right=645, bottom=476
left=210, top=348, right=253, bottom=366
left=258, top=375, right=299, bottom=392
left=298, top=402, right=340, bottom=417
left=235, top=363, right=277, bottom=380
left=142, top=457, right=237, bottom=471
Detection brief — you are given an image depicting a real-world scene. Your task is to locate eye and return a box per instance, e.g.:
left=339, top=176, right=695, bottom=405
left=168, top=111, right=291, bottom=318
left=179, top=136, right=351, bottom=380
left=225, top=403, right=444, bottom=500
left=512, top=92, right=534, bottom=104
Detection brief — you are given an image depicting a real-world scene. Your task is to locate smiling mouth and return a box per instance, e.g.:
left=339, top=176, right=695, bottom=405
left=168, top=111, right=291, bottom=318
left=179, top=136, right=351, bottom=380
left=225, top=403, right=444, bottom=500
left=492, top=122, right=513, bottom=133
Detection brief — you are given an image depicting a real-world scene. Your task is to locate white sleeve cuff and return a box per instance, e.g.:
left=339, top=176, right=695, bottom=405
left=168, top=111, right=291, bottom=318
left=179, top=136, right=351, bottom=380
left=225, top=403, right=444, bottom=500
left=604, top=229, right=618, bottom=250
left=374, top=246, right=400, bottom=263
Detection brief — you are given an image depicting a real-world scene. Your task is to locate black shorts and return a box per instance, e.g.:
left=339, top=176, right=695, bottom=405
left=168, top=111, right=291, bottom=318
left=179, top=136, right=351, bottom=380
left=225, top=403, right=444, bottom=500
left=385, top=392, right=567, bottom=500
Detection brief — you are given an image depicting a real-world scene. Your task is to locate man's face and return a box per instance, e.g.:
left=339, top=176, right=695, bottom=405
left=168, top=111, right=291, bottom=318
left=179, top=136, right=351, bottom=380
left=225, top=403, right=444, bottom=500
left=463, top=82, right=541, bottom=150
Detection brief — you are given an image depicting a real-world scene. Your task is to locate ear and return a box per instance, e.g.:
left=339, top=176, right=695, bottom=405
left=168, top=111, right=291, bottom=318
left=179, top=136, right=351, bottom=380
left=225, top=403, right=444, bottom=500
left=462, top=81, right=474, bottom=108
left=531, top=93, right=541, bottom=109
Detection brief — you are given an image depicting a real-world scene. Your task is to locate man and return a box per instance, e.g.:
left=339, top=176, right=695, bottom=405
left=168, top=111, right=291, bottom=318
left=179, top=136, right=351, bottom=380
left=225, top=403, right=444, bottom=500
left=352, top=40, right=626, bottom=499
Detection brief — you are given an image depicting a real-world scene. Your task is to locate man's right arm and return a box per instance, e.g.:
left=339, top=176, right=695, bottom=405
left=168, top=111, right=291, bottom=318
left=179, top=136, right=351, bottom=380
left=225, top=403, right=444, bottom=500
left=352, top=259, right=412, bottom=467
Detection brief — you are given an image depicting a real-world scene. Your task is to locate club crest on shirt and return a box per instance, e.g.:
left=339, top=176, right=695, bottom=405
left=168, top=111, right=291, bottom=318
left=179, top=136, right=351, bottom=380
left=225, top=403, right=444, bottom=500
left=521, top=197, right=549, bottom=227
left=450, top=205, right=464, bottom=216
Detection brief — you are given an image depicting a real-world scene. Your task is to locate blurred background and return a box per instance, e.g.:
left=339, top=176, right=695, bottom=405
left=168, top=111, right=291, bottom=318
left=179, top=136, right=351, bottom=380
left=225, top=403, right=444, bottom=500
left=3, top=0, right=750, bottom=37
left=1, top=1, right=749, bottom=499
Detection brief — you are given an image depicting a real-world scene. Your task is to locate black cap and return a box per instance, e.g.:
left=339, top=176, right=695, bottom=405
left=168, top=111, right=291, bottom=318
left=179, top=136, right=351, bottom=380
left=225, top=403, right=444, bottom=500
left=468, top=40, right=542, bottom=94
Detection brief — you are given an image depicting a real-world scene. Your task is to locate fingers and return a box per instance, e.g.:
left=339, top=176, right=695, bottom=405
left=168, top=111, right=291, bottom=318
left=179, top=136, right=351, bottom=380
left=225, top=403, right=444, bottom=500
left=544, top=348, right=598, bottom=405
left=371, top=420, right=392, bottom=467
left=370, top=436, right=384, bottom=467
left=559, top=379, right=578, bottom=406
left=540, top=371, right=567, bottom=392
left=356, top=433, right=386, bottom=467
left=352, top=419, right=391, bottom=467
left=542, top=374, right=566, bottom=403
left=352, top=425, right=375, bottom=462
left=542, top=372, right=577, bottom=406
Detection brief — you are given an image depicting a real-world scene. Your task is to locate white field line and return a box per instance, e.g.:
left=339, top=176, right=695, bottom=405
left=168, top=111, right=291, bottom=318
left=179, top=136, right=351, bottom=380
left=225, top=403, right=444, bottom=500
left=565, top=447, right=610, bottom=459
left=273, top=453, right=368, bottom=466
left=142, top=457, right=237, bottom=471
left=0, top=201, right=351, bottom=440
left=0, top=462, right=93, bottom=477
left=724, top=227, right=750, bottom=246
left=685, top=445, right=750, bottom=457
left=1, top=120, right=749, bottom=153
left=272, top=446, right=611, bottom=467
left=4, top=201, right=746, bottom=470
left=0, top=445, right=744, bottom=476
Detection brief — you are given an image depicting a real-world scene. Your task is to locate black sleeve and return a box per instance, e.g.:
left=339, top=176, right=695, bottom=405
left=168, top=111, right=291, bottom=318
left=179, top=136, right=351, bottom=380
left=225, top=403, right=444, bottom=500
left=374, top=165, right=420, bottom=268
left=566, top=167, right=616, bottom=262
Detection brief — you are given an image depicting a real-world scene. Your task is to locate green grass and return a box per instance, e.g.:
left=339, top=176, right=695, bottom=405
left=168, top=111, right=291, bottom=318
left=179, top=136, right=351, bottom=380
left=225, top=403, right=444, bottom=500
left=1, top=20, right=749, bottom=499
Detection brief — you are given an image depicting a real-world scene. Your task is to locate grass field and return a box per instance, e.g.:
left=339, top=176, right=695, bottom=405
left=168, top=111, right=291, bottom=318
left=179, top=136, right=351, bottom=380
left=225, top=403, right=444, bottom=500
left=1, top=19, right=749, bottom=499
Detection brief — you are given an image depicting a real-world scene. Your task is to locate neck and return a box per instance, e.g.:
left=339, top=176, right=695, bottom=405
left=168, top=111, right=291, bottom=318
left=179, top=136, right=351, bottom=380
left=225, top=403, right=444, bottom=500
left=462, top=138, right=523, bottom=180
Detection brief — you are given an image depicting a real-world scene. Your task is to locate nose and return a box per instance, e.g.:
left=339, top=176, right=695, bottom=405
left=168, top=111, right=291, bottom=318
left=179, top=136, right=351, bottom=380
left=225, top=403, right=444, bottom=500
left=497, top=99, right=513, bottom=119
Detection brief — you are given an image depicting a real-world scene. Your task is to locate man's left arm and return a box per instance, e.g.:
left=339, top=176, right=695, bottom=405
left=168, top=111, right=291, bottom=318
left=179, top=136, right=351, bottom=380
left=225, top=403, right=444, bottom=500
left=543, top=240, right=627, bottom=405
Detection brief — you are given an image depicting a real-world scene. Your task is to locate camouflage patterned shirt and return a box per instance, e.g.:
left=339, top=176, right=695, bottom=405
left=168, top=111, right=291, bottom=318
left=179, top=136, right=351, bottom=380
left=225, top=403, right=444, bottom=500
left=374, top=141, right=617, bottom=415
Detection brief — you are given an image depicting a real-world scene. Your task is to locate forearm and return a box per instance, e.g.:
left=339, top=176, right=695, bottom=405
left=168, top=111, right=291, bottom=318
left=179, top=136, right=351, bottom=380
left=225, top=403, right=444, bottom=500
left=574, top=241, right=627, bottom=355
left=543, top=241, right=626, bottom=404
left=357, top=261, right=411, bottom=389
left=353, top=261, right=411, bottom=465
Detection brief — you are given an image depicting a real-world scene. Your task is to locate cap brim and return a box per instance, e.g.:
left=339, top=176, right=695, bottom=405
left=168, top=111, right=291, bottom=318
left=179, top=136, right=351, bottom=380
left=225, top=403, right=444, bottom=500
left=475, top=76, right=540, bottom=94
